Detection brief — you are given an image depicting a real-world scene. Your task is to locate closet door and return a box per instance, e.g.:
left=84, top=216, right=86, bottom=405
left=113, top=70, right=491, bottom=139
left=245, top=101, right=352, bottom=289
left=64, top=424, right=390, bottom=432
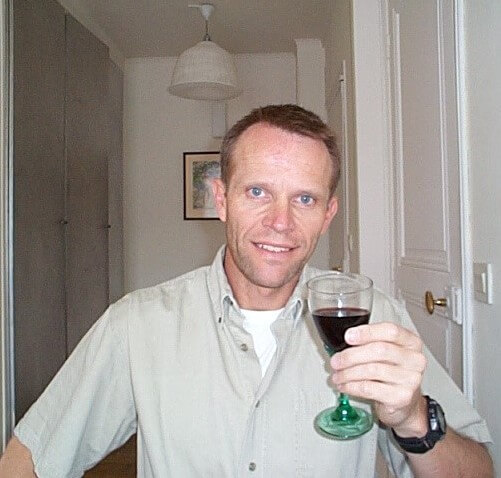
left=13, top=0, right=67, bottom=419
left=65, top=15, right=110, bottom=353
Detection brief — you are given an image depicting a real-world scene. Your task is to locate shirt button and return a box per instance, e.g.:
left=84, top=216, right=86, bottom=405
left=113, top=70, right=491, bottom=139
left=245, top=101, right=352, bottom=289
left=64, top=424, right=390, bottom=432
left=255, top=400, right=260, bottom=408
left=249, top=462, right=257, bottom=471
left=240, top=343, right=249, bottom=352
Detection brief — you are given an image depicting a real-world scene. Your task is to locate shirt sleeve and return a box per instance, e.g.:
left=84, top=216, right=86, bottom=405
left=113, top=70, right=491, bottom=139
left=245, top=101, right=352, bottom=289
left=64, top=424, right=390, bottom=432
left=14, top=296, right=137, bottom=478
left=373, top=291, right=492, bottom=477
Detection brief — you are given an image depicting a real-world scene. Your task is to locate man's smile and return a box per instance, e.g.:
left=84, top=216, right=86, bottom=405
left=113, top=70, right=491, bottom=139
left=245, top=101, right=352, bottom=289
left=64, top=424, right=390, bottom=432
left=254, top=242, right=295, bottom=253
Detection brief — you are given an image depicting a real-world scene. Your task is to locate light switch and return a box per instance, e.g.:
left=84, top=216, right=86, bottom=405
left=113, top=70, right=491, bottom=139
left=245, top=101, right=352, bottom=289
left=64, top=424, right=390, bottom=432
left=473, top=262, right=493, bottom=304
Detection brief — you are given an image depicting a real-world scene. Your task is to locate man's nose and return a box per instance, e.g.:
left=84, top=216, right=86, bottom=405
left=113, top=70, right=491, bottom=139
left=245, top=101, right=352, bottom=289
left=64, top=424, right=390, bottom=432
left=262, top=200, right=295, bottom=232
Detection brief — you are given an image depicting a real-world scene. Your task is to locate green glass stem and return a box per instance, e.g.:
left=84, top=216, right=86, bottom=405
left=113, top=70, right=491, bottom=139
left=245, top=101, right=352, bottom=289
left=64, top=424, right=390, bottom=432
left=332, top=393, right=360, bottom=422
left=315, top=345, right=374, bottom=438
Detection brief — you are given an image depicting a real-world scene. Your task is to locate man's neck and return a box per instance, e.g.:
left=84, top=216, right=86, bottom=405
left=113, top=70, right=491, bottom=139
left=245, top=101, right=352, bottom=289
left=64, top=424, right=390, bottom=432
left=231, top=282, right=296, bottom=310
left=222, top=255, right=299, bottom=310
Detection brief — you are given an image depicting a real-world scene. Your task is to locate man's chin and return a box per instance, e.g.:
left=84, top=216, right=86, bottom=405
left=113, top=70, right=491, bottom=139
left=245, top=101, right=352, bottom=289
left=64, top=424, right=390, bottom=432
left=245, top=269, right=302, bottom=291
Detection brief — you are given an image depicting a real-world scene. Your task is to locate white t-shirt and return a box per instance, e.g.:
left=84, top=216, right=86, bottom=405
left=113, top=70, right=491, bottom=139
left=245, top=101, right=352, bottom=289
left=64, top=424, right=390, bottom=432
left=241, top=308, right=283, bottom=377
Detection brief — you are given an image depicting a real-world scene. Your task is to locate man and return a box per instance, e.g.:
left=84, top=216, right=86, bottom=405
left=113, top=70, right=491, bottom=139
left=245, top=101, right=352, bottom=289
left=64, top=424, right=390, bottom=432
left=0, top=105, right=492, bottom=477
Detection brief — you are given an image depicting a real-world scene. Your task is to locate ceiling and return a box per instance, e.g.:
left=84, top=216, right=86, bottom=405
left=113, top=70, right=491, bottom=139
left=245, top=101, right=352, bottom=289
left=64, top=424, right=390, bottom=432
left=73, top=0, right=334, bottom=57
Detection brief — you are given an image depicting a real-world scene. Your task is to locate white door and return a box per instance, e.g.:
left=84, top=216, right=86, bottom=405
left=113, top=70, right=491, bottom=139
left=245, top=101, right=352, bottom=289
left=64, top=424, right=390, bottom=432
left=386, top=0, right=463, bottom=387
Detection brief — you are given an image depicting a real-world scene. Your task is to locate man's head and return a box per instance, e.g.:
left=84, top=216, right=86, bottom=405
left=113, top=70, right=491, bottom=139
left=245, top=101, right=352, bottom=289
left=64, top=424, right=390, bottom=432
left=212, top=104, right=340, bottom=308
left=220, top=104, right=341, bottom=197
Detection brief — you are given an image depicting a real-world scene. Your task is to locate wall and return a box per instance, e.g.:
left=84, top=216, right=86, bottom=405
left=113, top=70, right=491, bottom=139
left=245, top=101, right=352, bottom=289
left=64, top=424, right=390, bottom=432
left=351, top=0, right=392, bottom=293
left=324, top=0, right=359, bottom=273
left=124, top=53, right=308, bottom=292
left=464, top=0, right=501, bottom=470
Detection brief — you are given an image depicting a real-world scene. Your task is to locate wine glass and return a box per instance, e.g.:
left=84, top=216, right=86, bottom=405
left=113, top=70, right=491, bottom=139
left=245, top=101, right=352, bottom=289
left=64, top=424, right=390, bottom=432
left=307, top=272, right=374, bottom=439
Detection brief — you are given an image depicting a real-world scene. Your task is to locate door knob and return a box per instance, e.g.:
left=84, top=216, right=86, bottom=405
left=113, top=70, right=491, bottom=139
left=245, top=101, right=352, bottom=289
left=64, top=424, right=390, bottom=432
left=332, top=265, right=343, bottom=272
left=425, top=291, right=447, bottom=315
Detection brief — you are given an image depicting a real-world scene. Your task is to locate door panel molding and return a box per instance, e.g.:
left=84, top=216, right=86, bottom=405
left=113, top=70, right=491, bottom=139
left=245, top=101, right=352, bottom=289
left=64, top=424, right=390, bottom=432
left=392, top=0, right=454, bottom=276
left=400, top=250, right=448, bottom=271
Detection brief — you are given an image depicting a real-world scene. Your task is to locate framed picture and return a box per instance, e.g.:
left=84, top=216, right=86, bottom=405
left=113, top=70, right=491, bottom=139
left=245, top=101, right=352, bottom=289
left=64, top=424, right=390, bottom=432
left=183, top=151, right=221, bottom=220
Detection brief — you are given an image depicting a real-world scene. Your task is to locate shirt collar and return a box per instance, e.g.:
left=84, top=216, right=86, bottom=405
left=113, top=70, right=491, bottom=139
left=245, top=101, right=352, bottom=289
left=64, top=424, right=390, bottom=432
left=207, top=245, right=323, bottom=324
left=207, top=245, right=235, bottom=322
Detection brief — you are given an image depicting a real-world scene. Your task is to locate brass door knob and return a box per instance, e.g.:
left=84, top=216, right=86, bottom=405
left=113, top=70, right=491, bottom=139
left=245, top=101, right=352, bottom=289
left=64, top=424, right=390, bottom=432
left=425, top=291, right=447, bottom=315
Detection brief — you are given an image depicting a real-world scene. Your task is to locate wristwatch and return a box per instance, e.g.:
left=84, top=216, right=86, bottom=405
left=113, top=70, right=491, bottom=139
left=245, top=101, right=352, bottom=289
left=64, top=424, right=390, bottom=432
left=392, top=395, right=447, bottom=454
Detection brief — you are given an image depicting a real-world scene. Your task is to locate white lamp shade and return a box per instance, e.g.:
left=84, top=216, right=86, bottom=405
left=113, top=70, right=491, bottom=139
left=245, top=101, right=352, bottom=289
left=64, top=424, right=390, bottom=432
left=169, top=40, right=242, bottom=101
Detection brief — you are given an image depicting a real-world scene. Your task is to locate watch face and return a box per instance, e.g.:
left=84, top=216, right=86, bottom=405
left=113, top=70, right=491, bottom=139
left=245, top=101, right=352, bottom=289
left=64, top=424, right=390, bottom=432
left=436, top=405, right=446, bottom=432
left=429, top=398, right=446, bottom=434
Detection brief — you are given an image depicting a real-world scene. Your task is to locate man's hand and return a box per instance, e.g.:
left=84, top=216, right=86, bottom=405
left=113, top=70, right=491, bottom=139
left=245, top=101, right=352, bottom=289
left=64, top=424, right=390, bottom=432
left=0, top=436, right=36, bottom=477
left=330, top=321, right=428, bottom=436
left=330, top=321, right=494, bottom=478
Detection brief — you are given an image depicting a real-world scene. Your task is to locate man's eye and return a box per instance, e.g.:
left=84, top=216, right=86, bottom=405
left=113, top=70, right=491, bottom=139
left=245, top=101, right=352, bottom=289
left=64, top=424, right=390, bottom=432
left=250, top=187, right=264, bottom=197
left=299, top=194, right=314, bottom=205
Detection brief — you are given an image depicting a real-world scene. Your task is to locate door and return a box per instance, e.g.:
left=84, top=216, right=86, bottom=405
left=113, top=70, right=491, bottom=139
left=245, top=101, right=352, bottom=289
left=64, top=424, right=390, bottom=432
left=65, top=14, right=109, bottom=353
left=386, top=0, right=463, bottom=386
left=13, top=0, right=67, bottom=418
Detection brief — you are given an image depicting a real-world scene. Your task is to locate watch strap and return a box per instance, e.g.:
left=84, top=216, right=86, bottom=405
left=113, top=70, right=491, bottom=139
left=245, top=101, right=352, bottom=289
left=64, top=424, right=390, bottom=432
left=392, top=396, right=446, bottom=454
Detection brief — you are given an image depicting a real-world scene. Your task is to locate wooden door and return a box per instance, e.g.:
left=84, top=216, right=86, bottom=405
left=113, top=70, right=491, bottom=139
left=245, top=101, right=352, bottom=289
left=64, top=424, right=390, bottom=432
left=65, top=14, right=109, bottom=353
left=13, top=0, right=67, bottom=418
left=387, top=0, right=463, bottom=386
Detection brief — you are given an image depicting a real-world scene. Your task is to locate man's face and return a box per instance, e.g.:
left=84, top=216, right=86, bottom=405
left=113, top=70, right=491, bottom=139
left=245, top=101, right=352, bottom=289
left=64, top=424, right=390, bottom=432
left=213, top=123, right=338, bottom=300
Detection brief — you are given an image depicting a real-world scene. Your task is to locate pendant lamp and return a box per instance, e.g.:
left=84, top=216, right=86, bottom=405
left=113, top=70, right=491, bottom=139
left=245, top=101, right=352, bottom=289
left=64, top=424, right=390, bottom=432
left=169, top=3, right=242, bottom=101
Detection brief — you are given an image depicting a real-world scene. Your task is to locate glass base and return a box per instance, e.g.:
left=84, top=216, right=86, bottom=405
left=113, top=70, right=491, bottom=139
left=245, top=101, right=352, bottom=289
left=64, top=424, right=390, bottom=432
left=315, top=406, right=373, bottom=439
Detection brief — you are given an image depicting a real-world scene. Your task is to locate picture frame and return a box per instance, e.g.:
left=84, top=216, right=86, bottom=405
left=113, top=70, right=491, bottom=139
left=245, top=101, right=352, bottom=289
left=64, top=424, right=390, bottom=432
left=183, top=151, right=221, bottom=220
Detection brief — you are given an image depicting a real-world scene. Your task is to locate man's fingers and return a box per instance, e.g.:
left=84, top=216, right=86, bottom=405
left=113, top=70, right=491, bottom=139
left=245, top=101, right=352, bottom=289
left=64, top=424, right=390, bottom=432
left=344, top=322, right=423, bottom=351
left=330, top=323, right=427, bottom=416
left=337, top=379, right=416, bottom=410
left=331, top=342, right=427, bottom=372
left=332, top=363, right=423, bottom=390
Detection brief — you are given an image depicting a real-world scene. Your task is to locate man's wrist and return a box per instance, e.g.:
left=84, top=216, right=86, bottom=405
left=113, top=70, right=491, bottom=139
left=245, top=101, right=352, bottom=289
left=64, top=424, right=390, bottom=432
left=392, top=396, right=448, bottom=455
left=392, top=395, right=428, bottom=438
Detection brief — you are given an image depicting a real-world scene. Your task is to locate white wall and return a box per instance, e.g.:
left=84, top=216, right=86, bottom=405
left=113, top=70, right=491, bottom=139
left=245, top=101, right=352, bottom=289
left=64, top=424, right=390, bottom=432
left=464, top=0, right=501, bottom=470
left=124, top=53, right=304, bottom=292
left=293, top=40, right=332, bottom=272
left=324, top=0, right=359, bottom=274
left=351, top=0, right=392, bottom=293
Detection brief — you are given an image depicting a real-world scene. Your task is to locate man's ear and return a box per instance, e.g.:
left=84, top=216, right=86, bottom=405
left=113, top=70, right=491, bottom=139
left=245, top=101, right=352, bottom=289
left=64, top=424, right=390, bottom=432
left=212, top=178, right=227, bottom=222
left=320, top=196, right=338, bottom=234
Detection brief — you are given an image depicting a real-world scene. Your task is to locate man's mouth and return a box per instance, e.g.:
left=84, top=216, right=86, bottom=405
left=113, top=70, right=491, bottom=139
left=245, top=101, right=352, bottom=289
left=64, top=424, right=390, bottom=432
left=255, top=243, right=293, bottom=253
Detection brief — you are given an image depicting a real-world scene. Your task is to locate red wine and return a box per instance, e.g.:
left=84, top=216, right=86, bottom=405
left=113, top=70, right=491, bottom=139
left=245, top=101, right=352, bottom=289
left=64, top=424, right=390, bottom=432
left=312, top=307, right=371, bottom=353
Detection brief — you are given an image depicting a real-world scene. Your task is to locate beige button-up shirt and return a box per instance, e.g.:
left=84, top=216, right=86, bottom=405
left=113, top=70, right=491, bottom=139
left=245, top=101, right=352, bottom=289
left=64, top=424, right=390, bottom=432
left=15, top=247, right=491, bottom=477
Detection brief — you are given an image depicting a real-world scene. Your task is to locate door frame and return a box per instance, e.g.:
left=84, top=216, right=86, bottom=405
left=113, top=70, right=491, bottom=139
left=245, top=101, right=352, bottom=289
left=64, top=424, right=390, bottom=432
left=351, top=0, right=474, bottom=402
left=0, top=0, right=14, bottom=449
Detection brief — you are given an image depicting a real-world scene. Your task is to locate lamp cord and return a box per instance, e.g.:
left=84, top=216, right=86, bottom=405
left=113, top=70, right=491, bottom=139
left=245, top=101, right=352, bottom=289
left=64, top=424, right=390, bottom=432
left=204, top=19, right=210, bottom=41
